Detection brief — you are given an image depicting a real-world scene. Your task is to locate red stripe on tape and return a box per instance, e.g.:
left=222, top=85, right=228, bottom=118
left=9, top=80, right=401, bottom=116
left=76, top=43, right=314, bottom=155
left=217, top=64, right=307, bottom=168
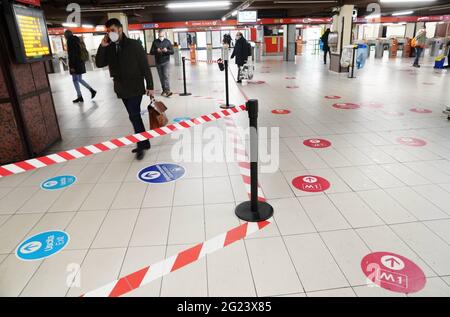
left=15, top=161, right=36, bottom=171
left=242, top=175, right=251, bottom=185
left=140, top=132, right=153, bottom=139
left=108, top=277, right=132, bottom=297
left=125, top=267, right=150, bottom=291
left=179, top=121, right=191, bottom=128
left=171, top=243, right=203, bottom=272
left=110, top=139, right=125, bottom=147
left=238, top=162, right=250, bottom=169
left=212, top=112, right=221, bottom=119
left=75, top=147, right=93, bottom=156
left=0, top=167, right=13, bottom=177
left=166, top=124, right=177, bottom=131
left=126, top=135, right=140, bottom=143
left=201, top=115, right=212, bottom=122
left=58, top=151, right=75, bottom=161
left=224, top=223, right=248, bottom=247
left=94, top=143, right=110, bottom=151
left=37, top=156, right=57, bottom=166
left=257, top=220, right=271, bottom=230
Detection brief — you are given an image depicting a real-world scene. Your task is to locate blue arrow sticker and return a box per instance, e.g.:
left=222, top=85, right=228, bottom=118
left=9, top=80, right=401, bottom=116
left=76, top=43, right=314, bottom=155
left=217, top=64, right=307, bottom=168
left=137, top=163, right=186, bottom=184
left=16, top=230, right=70, bottom=261
left=40, top=175, right=76, bottom=191
left=173, top=117, right=192, bottom=123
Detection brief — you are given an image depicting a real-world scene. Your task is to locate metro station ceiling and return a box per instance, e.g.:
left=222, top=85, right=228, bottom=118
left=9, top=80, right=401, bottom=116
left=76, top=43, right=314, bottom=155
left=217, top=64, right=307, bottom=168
left=40, top=0, right=450, bottom=26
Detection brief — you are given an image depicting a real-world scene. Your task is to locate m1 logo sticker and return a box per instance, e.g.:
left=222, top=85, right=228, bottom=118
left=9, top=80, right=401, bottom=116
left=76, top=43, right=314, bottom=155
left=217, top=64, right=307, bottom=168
left=361, top=252, right=426, bottom=294
left=396, top=137, right=427, bottom=147
left=332, top=103, right=360, bottom=110
left=292, top=175, right=330, bottom=192
left=271, top=109, right=291, bottom=114
left=410, top=108, right=432, bottom=114
left=324, top=95, right=341, bottom=99
left=303, top=139, right=331, bottom=148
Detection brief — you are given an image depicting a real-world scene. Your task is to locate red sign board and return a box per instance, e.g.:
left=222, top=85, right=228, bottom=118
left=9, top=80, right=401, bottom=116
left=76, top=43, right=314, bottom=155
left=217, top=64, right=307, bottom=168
left=15, top=0, right=41, bottom=7
left=361, top=252, right=426, bottom=294
left=292, top=175, right=330, bottom=193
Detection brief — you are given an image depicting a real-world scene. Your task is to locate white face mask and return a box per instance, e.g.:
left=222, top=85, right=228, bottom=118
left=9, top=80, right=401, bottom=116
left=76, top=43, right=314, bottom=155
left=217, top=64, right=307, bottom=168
left=109, top=31, right=120, bottom=43
left=159, top=36, right=165, bottom=40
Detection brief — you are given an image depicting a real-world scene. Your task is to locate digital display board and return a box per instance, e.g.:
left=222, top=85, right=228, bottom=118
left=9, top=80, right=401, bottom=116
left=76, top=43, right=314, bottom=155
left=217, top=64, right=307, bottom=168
left=238, top=11, right=257, bottom=24
left=4, top=2, right=52, bottom=63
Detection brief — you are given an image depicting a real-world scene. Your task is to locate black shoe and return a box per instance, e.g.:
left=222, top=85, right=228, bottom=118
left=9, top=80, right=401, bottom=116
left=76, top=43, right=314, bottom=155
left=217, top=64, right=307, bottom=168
left=91, top=90, right=97, bottom=99
left=166, top=91, right=173, bottom=97
left=131, top=144, right=151, bottom=153
left=135, top=149, right=145, bottom=160
left=237, top=80, right=242, bottom=83
left=73, top=97, right=84, bottom=103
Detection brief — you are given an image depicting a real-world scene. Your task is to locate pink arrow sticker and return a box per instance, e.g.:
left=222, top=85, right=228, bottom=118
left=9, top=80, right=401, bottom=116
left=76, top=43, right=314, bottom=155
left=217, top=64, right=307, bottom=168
left=396, top=137, right=427, bottom=147
left=325, top=95, right=341, bottom=99
left=271, top=109, right=291, bottom=114
left=410, top=108, right=432, bottom=114
left=303, top=138, right=332, bottom=148
left=332, top=103, right=360, bottom=110
left=292, top=175, right=330, bottom=192
left=361, top=252, right=426, bottom=294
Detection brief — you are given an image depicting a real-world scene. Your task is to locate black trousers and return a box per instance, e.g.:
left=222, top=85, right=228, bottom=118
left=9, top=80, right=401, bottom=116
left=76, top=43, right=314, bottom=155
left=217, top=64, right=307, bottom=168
left=323, top=45, right=330, bottom=64
left=122, top=95, right=150, bottom=150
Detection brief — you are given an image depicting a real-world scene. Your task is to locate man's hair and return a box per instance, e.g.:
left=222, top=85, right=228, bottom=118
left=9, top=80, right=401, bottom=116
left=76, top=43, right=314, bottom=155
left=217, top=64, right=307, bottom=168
left=326, top=28, right=330, bottom=32
left=105, top=18, right=122, bottom=28
left=64, top=30, right=73, bottom=38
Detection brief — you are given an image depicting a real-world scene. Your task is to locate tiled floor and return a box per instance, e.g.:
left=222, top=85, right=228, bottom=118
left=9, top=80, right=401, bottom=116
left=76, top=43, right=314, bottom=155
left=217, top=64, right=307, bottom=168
left=1, top=50, right=450, bottom=297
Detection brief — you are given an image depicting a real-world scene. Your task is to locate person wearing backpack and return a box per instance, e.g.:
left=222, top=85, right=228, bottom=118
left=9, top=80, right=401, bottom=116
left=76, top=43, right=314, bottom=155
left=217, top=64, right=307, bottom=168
left=320, top=28, right=331, bottom=65
left=64, top=30, right=97, bottom=103
left=412, top=29, right=427, bottom=68
left=231, top=32, right=251, bottom=83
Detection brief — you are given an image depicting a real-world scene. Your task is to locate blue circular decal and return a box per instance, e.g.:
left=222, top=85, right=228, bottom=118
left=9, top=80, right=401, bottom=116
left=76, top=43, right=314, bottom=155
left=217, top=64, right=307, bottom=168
left=173, top=117, right=192, bottom=123
left=16, top=230, right=70, bottom=261
left=40, top=175, right=76, bottom=191
left=137, top=163, right=186, bottom=184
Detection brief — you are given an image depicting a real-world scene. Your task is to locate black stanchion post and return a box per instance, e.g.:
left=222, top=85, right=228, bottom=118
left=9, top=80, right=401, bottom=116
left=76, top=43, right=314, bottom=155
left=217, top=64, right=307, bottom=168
left=220, top=59, right=235, bottom=109
left=234, top=99, right=274, bottom=222
left=179, top=56, right=191, bottom=96
left=349, top=46, right=356, bottom=79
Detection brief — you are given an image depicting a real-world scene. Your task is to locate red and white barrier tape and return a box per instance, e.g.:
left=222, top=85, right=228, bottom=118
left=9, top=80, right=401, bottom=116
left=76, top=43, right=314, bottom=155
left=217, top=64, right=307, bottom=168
left=0, top=105, right=247, bottom=178
left=82, top=112, right=271, bottom=297
left=185, top=58, right=219, bottom=64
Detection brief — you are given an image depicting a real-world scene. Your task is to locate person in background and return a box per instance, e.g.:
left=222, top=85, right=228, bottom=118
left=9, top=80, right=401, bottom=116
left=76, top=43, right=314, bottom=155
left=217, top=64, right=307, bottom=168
left=223, top=33, right=232, bottom=46
left=65, top=30, right=96, bottom=103
left=320, top=28, right=331, bottom=65
left=231, top=32, right=250, bottom=84
left=95, top=18, right=153, bottom=160
left=150, top=30, right=174, bottom=97
left=412, top=29, right=427, bottom=68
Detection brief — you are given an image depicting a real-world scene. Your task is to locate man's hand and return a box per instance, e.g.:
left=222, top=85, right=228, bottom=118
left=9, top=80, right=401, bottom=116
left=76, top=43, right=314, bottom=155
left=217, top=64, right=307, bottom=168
left=146, top=89, right=154, bottom=98
left=101, top=35, right=110, bottom=47
left=157, top=48, right=162, bottom=53
left=70, top=68, right=75, bottom=73
left=162, top=48, right=168, bottom=53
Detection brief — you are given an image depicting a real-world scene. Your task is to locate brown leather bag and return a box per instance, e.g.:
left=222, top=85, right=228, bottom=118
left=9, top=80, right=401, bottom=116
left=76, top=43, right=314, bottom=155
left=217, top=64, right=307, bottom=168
left=148, top=98, right=168, bottom=129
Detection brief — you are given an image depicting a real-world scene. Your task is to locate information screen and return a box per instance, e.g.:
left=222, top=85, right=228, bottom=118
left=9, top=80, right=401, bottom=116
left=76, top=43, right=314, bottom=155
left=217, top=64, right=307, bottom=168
left=237, top=11, right=257, bottom=24
left=5, top=3, right=51, bottom=63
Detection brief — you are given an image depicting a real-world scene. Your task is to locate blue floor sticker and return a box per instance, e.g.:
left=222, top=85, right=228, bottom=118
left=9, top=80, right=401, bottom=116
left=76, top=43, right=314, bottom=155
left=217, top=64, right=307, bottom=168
left=16, top=231, right=70, bottom=261
left=173, top=117, right=192, bottom=123
left=40, top=175, right=76, bottom=191
left=137, top=163, right=186, bottom=184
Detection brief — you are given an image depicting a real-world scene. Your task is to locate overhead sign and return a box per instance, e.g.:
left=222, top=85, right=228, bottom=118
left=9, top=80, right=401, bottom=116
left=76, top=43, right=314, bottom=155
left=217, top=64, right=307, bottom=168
left=238, top=11, right=258, bottom=24
left=16, top=231, right=69, bottom=261
left=361, top=252, right=426, bottom=293
left=15, top=0, right=41, bottom=7
left=138, top=163, right=185, bottom=184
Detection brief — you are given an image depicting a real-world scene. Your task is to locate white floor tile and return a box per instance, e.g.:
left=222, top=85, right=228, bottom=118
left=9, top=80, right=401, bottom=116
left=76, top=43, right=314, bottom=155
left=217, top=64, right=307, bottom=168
left=65, top=211, right=107, bottom=250
left=0, top=214, right=43, bottom=254
left=173, top=178, right=204, bottom=206
left=79, top=182, right=122, bottom=211
left=334, top=167, right=379, bottom=191
left=0, top=254, right=42, bottom=296
left=110, top=182, right=148, bottom=209
left=129, top=207, right=171, bottom=246
left=307, top=287, right=356, bottom=297
left=269, top=198, right=316, bottom=235
left=411, top=184, right=450, bottom=216
left=168, top=205, right=205, bottom=245
left=203, top=177, right=234, bottom=204
left=246, top=237, right=303, bottom=296
left=48, top=183, right=95, bottom=212
left=284, top=234, right=349, bottom=292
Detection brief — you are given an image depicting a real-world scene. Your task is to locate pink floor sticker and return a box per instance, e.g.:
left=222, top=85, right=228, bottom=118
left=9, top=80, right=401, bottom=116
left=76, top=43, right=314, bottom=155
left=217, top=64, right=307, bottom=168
left=286, top=85, right=299, bottom=89
left=410, top=107, right=432, bottom=114
left=332, top=102, right=360, bottom=110
left=292, top=175, right=330, bottom=192
left=325, top=95, right=341, bottom=99
left=248, top=80, right=266, bottom=84
left=396, top=137, right=427, bottom=147
left=271, top=109, right=291, bottom=114
left=285, top=76, right=296, bottom=79
left=303, top=138, right=332, bottom=148
left=361, top=252, right=426, bottom=294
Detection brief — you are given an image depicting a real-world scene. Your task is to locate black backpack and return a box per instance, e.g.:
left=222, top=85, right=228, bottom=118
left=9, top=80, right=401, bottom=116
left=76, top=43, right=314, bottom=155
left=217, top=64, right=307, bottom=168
left=247, top=42, right=252, bottom=57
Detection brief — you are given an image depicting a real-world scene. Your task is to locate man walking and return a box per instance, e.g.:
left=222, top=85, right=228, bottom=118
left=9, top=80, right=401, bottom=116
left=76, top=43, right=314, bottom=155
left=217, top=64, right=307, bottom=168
left=95, top=18, right=153, bottom=160
left=150, top=30, right=174, bottom=97
left=231, top=32, right=250, bottom=83
left=65, top=30, right=96, bottom=103
left=412, top=29, right=427, bottom=68
left=320, top=28, right=331, bottom=65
